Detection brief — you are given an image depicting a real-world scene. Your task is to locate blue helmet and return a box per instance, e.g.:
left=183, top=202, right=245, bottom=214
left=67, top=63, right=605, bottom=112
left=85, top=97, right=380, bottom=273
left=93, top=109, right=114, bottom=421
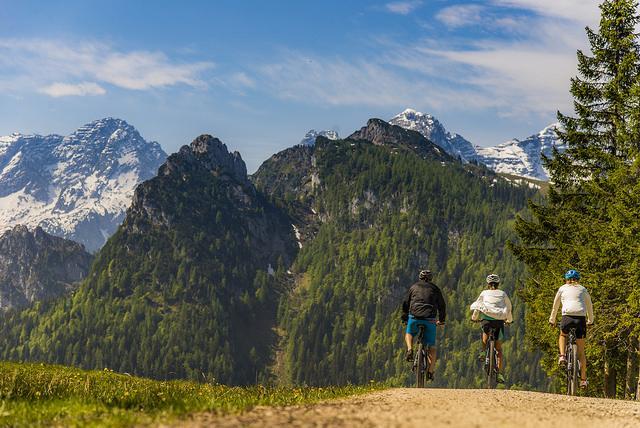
left=564, top=269, right=580, bottom=280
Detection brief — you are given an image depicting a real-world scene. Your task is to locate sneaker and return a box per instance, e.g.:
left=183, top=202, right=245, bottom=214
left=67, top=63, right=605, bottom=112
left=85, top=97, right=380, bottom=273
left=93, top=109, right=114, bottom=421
left=427, top=371, right=434, bottom=381
left=405, top=349, right=413, bottom=362
left=558, top=355, right=567, bottom=365
left=497, top=373, right=505, bottom=384
left=580, top=379, right=588, bottom=388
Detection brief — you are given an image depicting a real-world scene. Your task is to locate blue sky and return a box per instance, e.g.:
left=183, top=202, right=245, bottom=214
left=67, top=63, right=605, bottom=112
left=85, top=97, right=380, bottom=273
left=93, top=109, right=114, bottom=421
left=0, top=0, right=600, bottom=171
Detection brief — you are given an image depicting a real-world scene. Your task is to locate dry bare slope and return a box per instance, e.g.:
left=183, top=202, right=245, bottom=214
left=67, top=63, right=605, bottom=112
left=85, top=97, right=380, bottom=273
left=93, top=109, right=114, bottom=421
left=179, top=388, right=640, bottom=428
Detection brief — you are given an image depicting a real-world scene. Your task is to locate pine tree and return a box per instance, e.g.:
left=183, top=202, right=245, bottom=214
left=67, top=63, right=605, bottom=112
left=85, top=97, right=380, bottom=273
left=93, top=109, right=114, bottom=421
left=511, top=0, right=640, bottom=397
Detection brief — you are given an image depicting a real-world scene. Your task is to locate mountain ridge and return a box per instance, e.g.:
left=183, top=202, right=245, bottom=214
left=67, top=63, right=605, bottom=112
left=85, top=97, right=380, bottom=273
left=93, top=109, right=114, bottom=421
left=390, top=108, right=565, bottom=180
left=0, top=118, right=167, bottom=251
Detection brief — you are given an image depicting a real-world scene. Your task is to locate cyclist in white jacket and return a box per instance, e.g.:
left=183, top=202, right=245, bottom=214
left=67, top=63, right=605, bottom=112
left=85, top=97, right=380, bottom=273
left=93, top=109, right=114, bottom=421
left=548, top=269, right=594, bottom=388
left=470, top=274, right=513, bottom=384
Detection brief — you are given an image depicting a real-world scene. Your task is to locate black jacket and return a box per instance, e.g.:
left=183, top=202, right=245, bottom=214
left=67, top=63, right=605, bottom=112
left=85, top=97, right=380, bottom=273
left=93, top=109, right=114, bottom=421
left=401, top=280, right=446, bottom=323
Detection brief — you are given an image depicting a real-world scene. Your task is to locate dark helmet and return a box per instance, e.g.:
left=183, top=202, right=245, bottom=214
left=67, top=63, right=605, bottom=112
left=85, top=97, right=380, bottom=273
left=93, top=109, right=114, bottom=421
left=419, top=270, right=432, bottom=281
left=564, top=269, right=580, bottom=280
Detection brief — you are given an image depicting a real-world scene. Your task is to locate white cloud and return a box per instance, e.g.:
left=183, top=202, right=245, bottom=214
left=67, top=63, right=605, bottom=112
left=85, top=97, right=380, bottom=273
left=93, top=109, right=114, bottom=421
left=257, top=10, right=593, bottom=118
left=229, top=72, right=256, bottom=89
left=436, top=5, right=484, bottom=28
left=39, top=82, right=106, bottom=97
left=385, top=1, right=423, bottom=15
left=257, top=52, right=496, bottom=110
left=0, top=39, right=215, bottom=97
left=491, top=0, right=600, bottom=25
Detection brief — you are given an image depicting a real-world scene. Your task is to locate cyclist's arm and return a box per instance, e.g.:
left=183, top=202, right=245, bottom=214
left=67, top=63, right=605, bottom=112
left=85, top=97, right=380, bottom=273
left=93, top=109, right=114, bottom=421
left=548, top=289, right=561, bottom=324
left=505, top=294, right=513, bottom=323
left=401, top=287, right=412, bottom=322
left=585, top=290, right=594, bottom=325
left=470, top=293, right=482, bottom=321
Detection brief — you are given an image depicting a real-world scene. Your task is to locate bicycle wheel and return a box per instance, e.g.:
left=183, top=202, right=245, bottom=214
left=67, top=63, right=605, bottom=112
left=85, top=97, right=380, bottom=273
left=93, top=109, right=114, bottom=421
left=564, top=342, right=572, bottom=395
left=487, top=340, right=497, bottom=389
left=570, top=343, right=579, bottom=394
left=416, top=343, right=425, bottom=388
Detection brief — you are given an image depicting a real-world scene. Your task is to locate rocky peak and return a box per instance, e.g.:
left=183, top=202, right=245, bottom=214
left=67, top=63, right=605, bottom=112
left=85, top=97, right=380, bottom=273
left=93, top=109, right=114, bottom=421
left=300, top=129, right=339, bottom=146
left=348, top=118, right=452, bottom=161
left=390, top=108, right=477, bottom=162
left=161, top=134, right=248, bottom=184
left=349, top=118, right=417, bottom=146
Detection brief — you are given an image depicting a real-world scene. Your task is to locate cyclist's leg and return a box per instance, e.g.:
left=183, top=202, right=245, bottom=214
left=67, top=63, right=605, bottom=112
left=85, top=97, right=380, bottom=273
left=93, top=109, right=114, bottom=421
left=495, top=340, right=503, bottom=371
left=480, top=320, right=491, bottom=350
left=558, top=333, right=567, bottom=358
left=405, top=317, right=417, bottom=351
left=424, top=321, right=437, bottom=374
left=559, top=316, right=569, bottom=361
left=428, top=346, right=437, bottom=374
left=405, top=333, right=413, bottom=351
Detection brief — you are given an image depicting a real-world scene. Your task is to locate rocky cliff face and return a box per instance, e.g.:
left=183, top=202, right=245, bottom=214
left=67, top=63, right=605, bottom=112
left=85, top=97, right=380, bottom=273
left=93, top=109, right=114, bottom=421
left=0, top=225, right=93, bottom=311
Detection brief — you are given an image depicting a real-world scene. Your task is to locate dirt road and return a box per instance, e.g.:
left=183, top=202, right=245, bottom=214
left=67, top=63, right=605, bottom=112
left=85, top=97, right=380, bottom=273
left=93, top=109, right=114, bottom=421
left=178, top=388, right=640, bottom=427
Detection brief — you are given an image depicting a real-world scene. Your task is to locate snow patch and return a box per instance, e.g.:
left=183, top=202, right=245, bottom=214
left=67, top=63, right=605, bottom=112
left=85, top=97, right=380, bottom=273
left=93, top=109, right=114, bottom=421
left=292, top=224, right=302, bottom=248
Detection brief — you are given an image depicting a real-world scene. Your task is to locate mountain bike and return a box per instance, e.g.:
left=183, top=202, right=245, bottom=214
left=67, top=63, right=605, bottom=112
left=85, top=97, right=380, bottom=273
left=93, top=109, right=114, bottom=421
left=484, top=326, right=499, bottom=389
left=412, top=324, right=432, bottom=388
left=563, top=326, right=580, bottom=396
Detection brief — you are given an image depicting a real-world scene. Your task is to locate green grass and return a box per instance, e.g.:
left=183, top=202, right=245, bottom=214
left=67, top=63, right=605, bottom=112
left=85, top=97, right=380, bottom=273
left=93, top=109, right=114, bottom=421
left=0, top=362, right=384, bottom=427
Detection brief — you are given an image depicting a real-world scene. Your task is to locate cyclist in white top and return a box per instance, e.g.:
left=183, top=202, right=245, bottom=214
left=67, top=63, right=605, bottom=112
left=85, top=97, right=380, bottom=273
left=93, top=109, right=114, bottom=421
left=470, top=274, right=513, bottom=384
left=548, top=269, right=594, bottom=388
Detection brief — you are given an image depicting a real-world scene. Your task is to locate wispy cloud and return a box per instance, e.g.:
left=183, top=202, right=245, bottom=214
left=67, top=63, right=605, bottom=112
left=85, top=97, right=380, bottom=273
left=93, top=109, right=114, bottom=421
left=256, top=0, right=601, bottom=119
left=436, top=5, right=484, bottom=28
left=229, top=72, right=256, bottom=89
left=491, top=0, right=600, bottom=24
left=385, top=1, right=423, bottom=15
left=257, top=51, right=496, bottom=110
left=39, top=82, right=106, bottom=97
left=0, top=39, right=215, bottom=97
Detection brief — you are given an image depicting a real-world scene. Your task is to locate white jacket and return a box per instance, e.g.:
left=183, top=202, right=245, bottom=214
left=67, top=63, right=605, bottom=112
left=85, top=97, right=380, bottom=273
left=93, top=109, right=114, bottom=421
left=549, top=283, right=594, bottom=324
left=470, top=289, right=513, bottom=323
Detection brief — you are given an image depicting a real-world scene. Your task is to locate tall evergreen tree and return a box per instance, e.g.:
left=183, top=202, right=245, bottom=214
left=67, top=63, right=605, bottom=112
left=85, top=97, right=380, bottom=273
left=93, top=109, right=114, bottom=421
left=511, top=0, right=640, bottom=398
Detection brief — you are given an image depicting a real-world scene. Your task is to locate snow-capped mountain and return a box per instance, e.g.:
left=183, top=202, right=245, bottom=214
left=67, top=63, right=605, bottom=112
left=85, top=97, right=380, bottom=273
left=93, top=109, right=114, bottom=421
left=476, top=124, right=565, bottom=181
left=0, top=118, right=167, bottom=251
left=389, top=109, right=477, bottom=162
left=390, top=108, right=565, bottom=181
left=299, top=129, right=339, bottom=146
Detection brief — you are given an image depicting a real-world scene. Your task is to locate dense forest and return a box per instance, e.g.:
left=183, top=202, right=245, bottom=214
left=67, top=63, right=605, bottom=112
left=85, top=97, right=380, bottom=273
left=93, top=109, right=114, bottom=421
left=511, top=0, right=640, bottom=398
left=259, top=134, right=546, bottom=389
left=0, top=135, right=297, bottom=384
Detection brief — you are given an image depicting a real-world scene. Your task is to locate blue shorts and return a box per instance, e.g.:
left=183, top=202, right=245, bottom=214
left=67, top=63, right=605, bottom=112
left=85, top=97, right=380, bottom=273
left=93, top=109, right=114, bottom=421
left=406, top=316, right=437, bottom=346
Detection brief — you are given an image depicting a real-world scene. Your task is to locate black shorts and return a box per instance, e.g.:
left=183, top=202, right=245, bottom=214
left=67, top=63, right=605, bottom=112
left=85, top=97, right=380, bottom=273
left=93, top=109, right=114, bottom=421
left=481, top=319, right=505, bottom=341
left=560, top=315, right=587, bottom=339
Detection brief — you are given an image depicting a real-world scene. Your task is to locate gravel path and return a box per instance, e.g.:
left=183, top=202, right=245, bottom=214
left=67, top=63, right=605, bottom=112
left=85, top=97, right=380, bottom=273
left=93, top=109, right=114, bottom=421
left=174, top=388, right=640, bottom=427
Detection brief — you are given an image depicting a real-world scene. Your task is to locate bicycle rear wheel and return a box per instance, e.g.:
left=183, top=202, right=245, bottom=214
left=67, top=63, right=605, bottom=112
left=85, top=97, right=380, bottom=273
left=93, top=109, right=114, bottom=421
left=487, top=340, right=497, bottom=389
left=570, top=343, right=579, bottom=394
left=416, top=343, right=425, bottom=388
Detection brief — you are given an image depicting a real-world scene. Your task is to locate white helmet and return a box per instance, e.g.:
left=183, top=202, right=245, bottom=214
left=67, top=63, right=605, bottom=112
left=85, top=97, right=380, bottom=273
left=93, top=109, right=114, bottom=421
left=486, top=274, right=500, bottom=284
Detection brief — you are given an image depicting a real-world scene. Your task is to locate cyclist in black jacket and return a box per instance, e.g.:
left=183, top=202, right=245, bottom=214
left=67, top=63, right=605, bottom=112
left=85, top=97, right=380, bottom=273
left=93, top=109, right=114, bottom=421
left=401, top=270, right=446, bottom=379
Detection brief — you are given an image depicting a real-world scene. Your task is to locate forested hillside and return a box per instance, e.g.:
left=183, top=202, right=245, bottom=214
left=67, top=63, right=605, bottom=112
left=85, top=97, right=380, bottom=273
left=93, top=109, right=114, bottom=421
left=0, top=135, right=297, bottom=384
left=0, top=120, right=546, bottom=390
left=256, top=122, right=547, bottom=389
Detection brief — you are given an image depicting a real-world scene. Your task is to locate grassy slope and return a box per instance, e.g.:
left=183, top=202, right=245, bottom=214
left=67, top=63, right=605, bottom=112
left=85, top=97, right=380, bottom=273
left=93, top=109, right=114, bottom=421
left=0, top=362, right=382, bottom=427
